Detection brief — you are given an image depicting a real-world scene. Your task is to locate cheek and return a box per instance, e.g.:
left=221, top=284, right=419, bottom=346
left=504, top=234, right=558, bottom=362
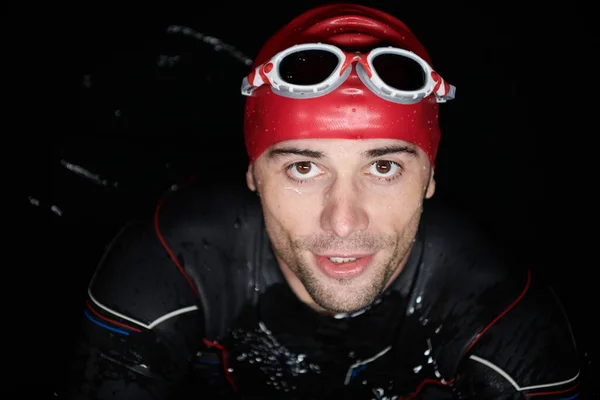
left=260, top=181, right=323, bottom=234
left=364, top=175, right=426, bottom=228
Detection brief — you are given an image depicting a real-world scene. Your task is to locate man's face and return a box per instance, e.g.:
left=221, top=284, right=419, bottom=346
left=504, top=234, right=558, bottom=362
left=247, top=138, right=435, bottom=314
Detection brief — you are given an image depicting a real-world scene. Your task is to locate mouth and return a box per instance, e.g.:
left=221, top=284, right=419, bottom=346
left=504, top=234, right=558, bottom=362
left=314, top=254, right=374, bottom=279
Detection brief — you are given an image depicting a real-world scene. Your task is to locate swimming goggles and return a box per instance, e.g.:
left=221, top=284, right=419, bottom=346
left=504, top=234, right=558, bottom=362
left=241, top=43, right=455, bottom=105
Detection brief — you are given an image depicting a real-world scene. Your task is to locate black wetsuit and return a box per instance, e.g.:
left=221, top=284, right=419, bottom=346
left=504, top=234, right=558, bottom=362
left=65, top=181, right=581, bottom=399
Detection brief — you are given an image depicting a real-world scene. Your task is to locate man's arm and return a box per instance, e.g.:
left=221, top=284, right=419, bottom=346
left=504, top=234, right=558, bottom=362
left=453, top=270, right=581, bottom=399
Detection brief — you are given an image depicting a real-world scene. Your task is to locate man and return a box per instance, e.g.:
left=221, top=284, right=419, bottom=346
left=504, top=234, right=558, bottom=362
left=65, top=4, right=581, bottom=399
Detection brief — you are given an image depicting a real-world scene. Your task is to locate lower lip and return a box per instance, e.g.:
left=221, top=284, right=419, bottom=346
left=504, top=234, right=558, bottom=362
left=315, top=255, right=373, bottom=279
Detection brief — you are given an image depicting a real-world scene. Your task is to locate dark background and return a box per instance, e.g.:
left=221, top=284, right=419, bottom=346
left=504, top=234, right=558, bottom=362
left=24, top=1, right=596, bottom=396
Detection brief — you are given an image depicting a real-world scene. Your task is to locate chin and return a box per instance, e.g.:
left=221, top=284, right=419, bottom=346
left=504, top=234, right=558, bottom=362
left=302, top=261, right=388, bottom=314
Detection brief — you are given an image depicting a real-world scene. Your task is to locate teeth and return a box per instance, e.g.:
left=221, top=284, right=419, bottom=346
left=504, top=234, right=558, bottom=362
left=328, top=257, right=357, bottom=264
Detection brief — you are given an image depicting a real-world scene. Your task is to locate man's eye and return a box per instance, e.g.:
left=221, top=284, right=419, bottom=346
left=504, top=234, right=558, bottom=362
left=368, top=160, right=401, bottom=177
left=287, top=162, right=323, bottom=180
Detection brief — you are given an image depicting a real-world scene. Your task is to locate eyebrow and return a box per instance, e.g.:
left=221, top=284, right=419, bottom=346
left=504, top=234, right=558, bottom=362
left=266, top=144, right=418, bottom=161
left=362, top=145, right=418, bottom=158
left=267, top=147, right=325, bottom=160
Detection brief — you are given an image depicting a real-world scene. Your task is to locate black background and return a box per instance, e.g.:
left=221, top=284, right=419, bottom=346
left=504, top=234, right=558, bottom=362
left=23, top=1, right=596, bottom=396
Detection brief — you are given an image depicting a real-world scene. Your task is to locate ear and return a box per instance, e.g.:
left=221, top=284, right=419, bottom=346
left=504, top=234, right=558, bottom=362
left=246, top=164, right=257, bottom=192
left=425, top=168, right=436, bottom=199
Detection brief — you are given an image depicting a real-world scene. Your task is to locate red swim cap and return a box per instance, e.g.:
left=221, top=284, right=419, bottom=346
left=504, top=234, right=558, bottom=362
left=243, top=4, right=444, bottom=167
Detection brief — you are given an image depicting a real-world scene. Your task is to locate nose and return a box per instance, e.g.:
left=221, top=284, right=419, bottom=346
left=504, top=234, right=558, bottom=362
left=320, top=180, right=369, bottom=238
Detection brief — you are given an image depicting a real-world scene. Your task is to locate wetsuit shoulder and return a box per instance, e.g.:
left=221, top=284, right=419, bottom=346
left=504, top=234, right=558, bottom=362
left=67, top=215, right=204, bottom=399
left=155, top=181, right=268, bottom=339
left=85, top=179, right=265, bottom=337
left=455, top=273, right=581, bottom=399
left=88, top=219, right=201, bottom=331
left=412, top=202, right=580, bottom=398
left=66, top=181, right=265, bottom=398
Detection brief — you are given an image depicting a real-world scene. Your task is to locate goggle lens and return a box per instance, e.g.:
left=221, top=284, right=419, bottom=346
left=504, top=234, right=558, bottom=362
left=371, top=53, right=426, bottom=91
left=279, top=49, right=340, bottom=86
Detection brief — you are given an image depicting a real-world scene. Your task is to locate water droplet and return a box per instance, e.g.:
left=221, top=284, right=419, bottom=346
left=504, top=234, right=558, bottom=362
left=352, top=108, right=356, bottom=112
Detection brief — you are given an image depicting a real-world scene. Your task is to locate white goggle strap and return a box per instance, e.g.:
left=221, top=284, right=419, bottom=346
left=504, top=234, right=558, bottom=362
left=431, top=72, right=456, bottom=102
left=241, top=64, right=272, bottom=96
